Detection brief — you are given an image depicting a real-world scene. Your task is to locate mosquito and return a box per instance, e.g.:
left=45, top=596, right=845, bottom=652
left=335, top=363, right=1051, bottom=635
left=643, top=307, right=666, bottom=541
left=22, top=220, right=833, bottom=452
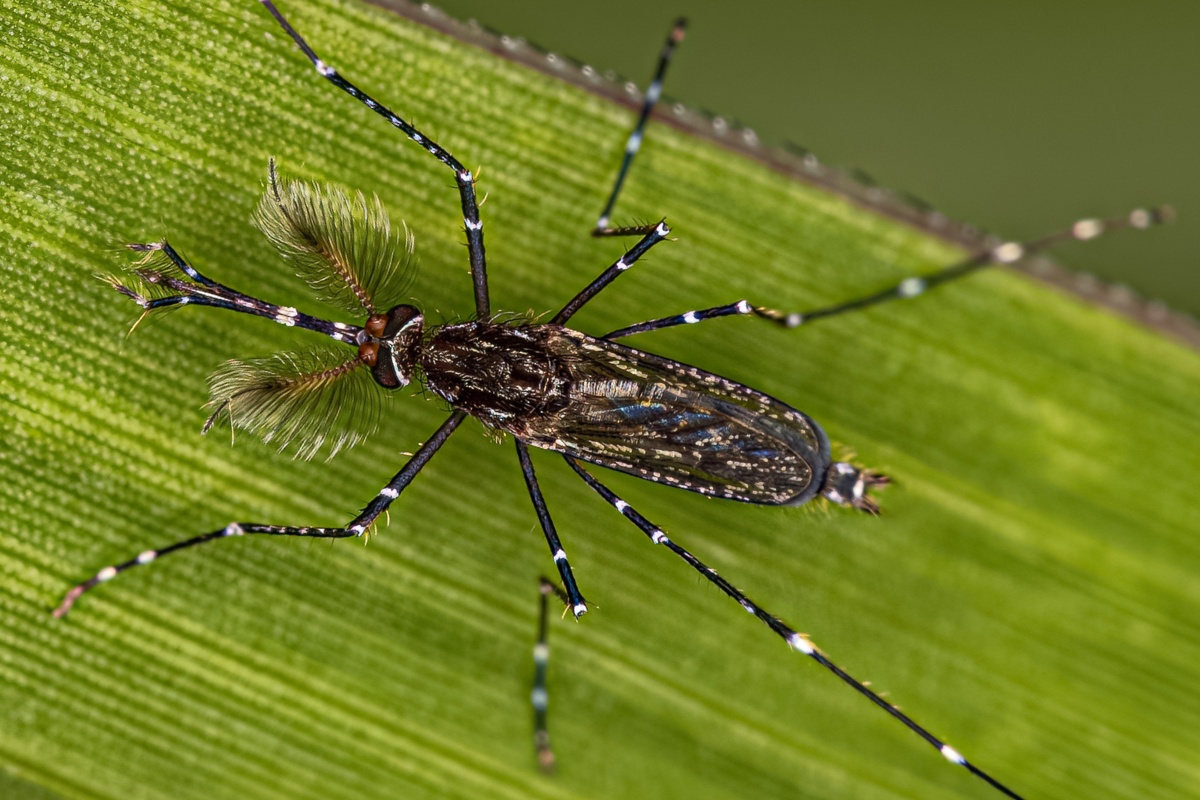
left=53, top=3, right=1170, bottom=797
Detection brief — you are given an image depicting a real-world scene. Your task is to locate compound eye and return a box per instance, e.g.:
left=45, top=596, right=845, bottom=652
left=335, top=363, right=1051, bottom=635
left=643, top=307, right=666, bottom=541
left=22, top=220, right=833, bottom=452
left=371, top=349, right=408, bottom=389
left=380, top=304, right=423, bottom=338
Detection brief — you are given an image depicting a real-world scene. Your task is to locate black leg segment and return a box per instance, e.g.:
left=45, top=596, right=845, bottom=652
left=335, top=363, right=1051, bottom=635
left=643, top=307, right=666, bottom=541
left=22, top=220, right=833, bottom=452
left=516, top=442, right=587, bottom=618
left=259, top=1, right=491, bottom=318
left=603, top=299, right=759, bottom=340
left=563, top=455, right=1026, bottom=800
left=593, top=19, right=687, bottom=236
left=754, top=207, right=1173, bottom=328
left=553, top=222, right=670, bottom=324
left=55, top=412, right=466, bottom=617
left=532, top=576, right=570, bottom=773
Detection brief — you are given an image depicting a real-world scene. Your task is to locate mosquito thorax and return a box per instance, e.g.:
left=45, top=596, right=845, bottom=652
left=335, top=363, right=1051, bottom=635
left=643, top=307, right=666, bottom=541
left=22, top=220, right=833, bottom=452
left=359, top=304, right=424, bottom=389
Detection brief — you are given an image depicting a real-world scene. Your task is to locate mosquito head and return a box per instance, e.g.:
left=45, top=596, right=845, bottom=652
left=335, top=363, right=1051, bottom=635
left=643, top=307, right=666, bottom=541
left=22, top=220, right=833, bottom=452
left=359, top=304, right=424, bottom=388
left=820, top=462, right=889, bottom=515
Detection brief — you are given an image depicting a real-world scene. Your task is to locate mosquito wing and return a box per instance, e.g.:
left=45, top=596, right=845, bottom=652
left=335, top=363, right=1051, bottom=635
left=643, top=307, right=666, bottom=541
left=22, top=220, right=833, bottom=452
left=523, top=327, right=832, bottom=506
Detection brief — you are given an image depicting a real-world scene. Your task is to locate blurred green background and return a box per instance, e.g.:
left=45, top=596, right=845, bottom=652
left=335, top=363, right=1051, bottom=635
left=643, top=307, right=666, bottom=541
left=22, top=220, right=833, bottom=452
left=431, top=0, right=1198, bottom=319
left=3, top=2, right=1198, bottom=797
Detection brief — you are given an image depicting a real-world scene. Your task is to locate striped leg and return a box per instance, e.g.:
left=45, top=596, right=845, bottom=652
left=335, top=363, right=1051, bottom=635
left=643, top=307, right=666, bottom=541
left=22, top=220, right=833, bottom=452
left=563, top=456, right=1025, bottom=800
left=532, top=576, right=570, bottom=772
left=554, top=222, right=671, bottom=324
left=594, top=19, right=687, bottom=236
left=603, top=299, right=758, bottom=340
left=600, top=209, right=1173, bottom=339
left=54, top=411, right=466, bottom=618
left=754, top=207, right=1173, bottom=328
left=516, top=443, right=587, bottom=618
left=259, top=1, right=491, bottom=318
left=598, top=209, right=1171, bottom=337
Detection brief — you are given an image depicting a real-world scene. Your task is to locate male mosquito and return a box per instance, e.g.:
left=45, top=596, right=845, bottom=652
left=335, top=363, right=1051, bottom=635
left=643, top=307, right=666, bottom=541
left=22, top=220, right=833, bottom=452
left=55, top=3, right=1170, bottom=797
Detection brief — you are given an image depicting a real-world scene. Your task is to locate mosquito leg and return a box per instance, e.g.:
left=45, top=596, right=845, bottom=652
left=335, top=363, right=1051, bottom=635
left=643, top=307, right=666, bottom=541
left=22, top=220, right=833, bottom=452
left=553, top=222, right=671, bottom=324
left=258, top=1, right=490, bottom=318
left=754, top=207, right=1173, bottom=328
left=600, top=297, right=892, bottom=341
left=602, top=208, right=1171, bottom=338
left=563, top=455, right=1025, bottom=800
left=593, top=19, right=687, bottom=237
left=52, top=522, right=358, bottom=618
left=532, top=576, right=570, bottom=773
left=603, top=299, right=759, bottom=339
left=516, top=442, right=587, bottom=618
left=592, top=222, right=669, bottom=238
left=112, top=241, right=362, bottom=345
left=54, top=411, right=466, bottom=618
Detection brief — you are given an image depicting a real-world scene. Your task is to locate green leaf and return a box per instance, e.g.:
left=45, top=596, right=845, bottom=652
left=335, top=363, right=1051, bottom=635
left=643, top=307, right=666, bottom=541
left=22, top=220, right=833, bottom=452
left=2, top=2, right=1198, bottom=799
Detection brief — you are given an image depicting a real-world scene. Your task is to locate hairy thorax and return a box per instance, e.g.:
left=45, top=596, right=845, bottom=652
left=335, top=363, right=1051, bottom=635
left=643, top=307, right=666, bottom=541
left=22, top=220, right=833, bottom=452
left=421, top=321, right=573, bottom=432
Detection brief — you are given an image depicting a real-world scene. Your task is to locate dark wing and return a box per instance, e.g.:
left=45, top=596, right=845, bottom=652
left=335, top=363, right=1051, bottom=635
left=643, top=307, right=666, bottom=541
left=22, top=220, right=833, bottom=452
left=520, top=327, right=831, bottom=506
